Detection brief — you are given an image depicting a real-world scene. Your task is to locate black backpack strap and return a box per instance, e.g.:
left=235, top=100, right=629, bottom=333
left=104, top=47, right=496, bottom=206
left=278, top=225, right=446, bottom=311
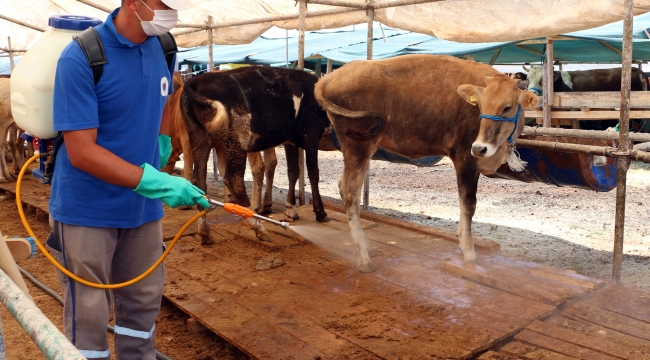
left=73, top=27, right=107, bottom=86
left=157, top=32, right=178, bottom=70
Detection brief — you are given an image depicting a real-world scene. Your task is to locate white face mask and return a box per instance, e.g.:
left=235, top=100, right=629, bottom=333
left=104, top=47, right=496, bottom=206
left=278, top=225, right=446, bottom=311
left=135, top=1, right=178, bottom=36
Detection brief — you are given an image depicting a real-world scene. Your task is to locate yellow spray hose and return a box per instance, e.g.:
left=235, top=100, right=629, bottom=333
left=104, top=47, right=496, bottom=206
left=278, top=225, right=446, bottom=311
left=16, top=153, right=207, bottom=289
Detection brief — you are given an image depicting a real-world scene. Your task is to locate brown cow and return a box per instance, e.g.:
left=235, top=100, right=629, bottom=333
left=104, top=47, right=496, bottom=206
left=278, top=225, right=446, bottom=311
left=315, top=54, right=539, bottom=272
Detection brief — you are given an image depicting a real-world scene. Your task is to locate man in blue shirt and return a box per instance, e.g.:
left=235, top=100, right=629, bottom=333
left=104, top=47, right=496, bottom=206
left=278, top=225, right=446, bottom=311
left=47, top=1, right=208, bottom=359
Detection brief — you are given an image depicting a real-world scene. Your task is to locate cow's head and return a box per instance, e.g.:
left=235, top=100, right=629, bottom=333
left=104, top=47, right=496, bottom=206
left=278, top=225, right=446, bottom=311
left=457, top=76, right=539, bottom=158
left=523, top=65, right=574, bottom=95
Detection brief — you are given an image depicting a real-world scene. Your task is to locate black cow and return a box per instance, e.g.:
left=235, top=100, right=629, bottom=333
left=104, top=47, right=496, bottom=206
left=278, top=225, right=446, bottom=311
left=181, top=67, right=331, bottom=244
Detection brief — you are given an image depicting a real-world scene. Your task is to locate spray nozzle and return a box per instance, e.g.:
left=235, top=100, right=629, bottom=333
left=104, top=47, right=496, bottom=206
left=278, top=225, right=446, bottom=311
left=207, top=198, right=289, bottom=229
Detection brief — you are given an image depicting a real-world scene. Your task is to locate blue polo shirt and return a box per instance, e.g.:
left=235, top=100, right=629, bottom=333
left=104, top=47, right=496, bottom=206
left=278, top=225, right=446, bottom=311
left=49, top=8, right=175, bottom=228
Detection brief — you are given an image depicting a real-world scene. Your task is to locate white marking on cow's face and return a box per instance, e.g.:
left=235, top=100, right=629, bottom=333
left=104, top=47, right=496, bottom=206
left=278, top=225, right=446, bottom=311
left=292, top=95, right=303, bottom=118
left=471, top=139, right=497, bottom=158
left=205, top=101, right=229, bottom=133
left=527, top=66, right=543, bottom=94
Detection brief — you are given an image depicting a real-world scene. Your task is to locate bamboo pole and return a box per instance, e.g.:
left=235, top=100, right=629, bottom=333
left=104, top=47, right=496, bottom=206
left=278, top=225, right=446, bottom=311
left=488, top=48, right=502, bottom=66
left=522, top=126, right=650, bottom=142
left=326, top=59, right=333, bottom=74
left=542, top=39, right=554, bottom=127
left=0, top=313, right=5, bottom=360
left=613, top=0, right=634, bottom=284
left=207, top=16, right=214, bottom=72
left=7, top=37, right=14, bottom=71
left=308, top=0, right=445, bottom=9
left=297, top=0, right=307, bottom=206
left=362, top=0, right=374, bottom=211
left=75, top=0, right=111, bottom=12
left=0, top=14, right=45, bottom=32
left=515, top=139, right=650, bottom=163
left=0, top=268, right=85, bottom=359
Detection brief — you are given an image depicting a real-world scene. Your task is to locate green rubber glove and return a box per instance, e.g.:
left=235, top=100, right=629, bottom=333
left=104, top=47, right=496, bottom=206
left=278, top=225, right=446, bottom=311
left=134, top=163, right=211, bottom=209
left=159, top=134, right=172, bottom=168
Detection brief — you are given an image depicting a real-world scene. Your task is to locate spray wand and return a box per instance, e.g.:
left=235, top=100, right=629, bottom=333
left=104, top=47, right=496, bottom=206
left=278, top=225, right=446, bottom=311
left=207, top=198, right=290, bottom=229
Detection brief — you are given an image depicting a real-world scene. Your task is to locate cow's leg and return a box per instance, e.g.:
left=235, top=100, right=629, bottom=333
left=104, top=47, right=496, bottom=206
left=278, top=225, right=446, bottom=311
left=451, top=155, right=480, bottom=262
left=180, top=127, right=194, bottom=181
left=223, top=146, right=271, bottom=242
left=338, top=140, right=378, bottom=273
left=247, top=151, right=264, bottom=214
left=0, top=119, right=15, bottom=183
left=260, top=147, right=277, bottom=214
left=305, top=143, right=330, bottom=222
left=283, top=144, right=300, bottom=220
left=192, top=142, right=214, bottom=246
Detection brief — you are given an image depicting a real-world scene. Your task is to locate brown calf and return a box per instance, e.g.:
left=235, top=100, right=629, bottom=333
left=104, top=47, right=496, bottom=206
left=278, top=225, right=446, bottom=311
left=315, top=54, right=538, bottom=272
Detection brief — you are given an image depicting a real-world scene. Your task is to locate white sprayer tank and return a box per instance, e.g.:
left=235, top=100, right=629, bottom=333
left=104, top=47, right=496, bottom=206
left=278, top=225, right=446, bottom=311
left=10, top=15, right=102, bottom=139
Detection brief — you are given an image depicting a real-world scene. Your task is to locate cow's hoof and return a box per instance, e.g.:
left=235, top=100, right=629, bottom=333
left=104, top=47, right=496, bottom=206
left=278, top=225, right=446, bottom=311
left=463, top=251, right=477, bottom=262
left=258, top=206, right=273, bottom=215
left=316, top=212, right=330, bottom=223
left=257, top=233, right=273, bottom=242
left=357, top=263, right=374, bottom=273
left=200, top=235, right=215, bottom=246
left=284, top=209, right=300, bottom=220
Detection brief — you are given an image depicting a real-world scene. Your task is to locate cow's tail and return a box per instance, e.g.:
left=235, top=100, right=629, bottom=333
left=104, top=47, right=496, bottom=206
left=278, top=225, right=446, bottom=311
left=314, top=76, right=381, bottom=119
left=183, top=80, right=230, bottom=132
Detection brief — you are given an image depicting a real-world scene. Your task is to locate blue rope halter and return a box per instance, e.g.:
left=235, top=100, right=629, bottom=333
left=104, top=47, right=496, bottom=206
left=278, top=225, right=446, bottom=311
left=529, top=87, right=542, bottom=96
left=478, top=105, right=522, bottom=144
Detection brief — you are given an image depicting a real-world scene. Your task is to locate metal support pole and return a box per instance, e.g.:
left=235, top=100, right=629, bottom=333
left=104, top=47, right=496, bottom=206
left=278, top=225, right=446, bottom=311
left=0, top=269, right=84, bottom=359
left=326, top=59, right=333, bottom=74
left=7, top=37, right=14, bottom=71
left=613, top=0, right=634, bottom=284
left=297, top=0, right=307, bottom=206
left=362, top=0, right=374, bottom=210
left=542, top=39, right=554, bottom=128
left=207, top=16, right=214, bottom=72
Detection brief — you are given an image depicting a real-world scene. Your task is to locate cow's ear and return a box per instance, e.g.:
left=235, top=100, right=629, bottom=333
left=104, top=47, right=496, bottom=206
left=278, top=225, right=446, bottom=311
left=457, top=84, right=483, bottom=106
left=519, top=90, right=540, bottom=109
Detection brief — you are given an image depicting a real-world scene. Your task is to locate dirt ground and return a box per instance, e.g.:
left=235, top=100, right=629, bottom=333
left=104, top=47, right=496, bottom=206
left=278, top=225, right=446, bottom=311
left=1, top=148, right=649, bottom=359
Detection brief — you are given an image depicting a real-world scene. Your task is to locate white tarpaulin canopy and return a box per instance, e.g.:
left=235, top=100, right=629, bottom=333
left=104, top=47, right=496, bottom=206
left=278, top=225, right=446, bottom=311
left=2, top=0, right=650, bottom=51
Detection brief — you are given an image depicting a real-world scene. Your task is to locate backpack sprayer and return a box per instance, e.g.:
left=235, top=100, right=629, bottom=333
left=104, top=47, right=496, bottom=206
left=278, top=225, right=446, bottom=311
left=12, top=15, right=288, bottom=289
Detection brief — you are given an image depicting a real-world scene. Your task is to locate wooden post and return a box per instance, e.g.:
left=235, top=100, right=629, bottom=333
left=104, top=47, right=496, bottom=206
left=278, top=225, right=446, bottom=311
left=613, top=0, right=634, bottom=284
left=315, top=58, right=322, bottom=77
left=326, top=58, right=333, bottom=74
left=207, top=16, right=214, bottom=72
left=362, top=0, right=374, bottom=211
left=297, top=0, right=307, bottom=206
left=542, top=39, right=554, bottom=128
left=7, top=37, right=14, bottom=71
left=286, top=29, right=289, bottom=68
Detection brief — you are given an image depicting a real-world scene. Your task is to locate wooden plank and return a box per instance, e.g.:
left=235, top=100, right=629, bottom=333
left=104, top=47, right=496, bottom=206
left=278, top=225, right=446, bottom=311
left=521, top=349, right=576, bottom=359
left=550, top=91, right=650, bottom=109
left=164, top=269, right=328, bottom=360
left=527, top=320, right=643, bottom=359
left=547, top=316, right=650, bottom=352
left=443, top=257, right=589, bottom=301
left=585, top=284, right=650, bottom=324
left=525, top=110, right=650, bottom=119
left=477, top=350, right=511, bottom=359
left=499, top=341, right=542, bottom=357
left=317, top=198, right=500, bottom=252
left=479, top=255, right=605, bottom=290
left=514, top=330, right=619, bottom=360
left=168, top=238, right=485, bottom=358
left=440, top=258, right=567, bottom=306
left=564, top=302, right=650, bottom=342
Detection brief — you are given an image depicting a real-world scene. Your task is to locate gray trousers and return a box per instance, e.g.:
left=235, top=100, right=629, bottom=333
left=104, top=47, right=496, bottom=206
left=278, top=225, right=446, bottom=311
left=46, top=217, right=165, bottom=360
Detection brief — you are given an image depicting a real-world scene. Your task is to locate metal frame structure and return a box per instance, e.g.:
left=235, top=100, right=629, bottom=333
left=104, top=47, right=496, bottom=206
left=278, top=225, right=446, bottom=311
left=0, top=0, right=642, bottom=283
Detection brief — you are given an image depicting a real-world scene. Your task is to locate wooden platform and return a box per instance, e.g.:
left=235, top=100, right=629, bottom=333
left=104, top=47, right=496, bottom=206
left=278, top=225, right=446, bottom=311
left=4, top=176, right=650, bottom=359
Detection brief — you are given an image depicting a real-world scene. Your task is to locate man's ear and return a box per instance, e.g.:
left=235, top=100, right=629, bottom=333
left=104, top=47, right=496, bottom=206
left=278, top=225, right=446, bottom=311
left=457, top=84, right=484, bottom=106
left=519, top=90, right=540, bottom=109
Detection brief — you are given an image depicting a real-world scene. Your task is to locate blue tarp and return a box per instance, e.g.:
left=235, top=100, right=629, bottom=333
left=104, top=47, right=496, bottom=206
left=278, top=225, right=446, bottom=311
left=0, top=57, right=20, bottom=75
left=177, top=12, right=650, bottom=68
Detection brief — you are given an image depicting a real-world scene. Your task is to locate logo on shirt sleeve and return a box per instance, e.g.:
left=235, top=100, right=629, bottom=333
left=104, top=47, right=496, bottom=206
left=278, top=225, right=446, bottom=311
left=161, top=77, right=169, bottom=97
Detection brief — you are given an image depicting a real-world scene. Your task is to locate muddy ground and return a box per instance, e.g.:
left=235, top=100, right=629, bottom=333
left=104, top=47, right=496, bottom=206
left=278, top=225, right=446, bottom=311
left=1, top=148, right=649, bottom=359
